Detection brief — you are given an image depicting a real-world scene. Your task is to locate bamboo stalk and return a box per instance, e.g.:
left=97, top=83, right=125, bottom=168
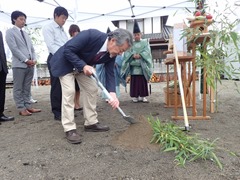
left=173, top=44, right=190, bottom=130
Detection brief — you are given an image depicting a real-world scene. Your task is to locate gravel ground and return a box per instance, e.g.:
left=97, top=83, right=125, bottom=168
left=0, top=80, right=239, bottom=180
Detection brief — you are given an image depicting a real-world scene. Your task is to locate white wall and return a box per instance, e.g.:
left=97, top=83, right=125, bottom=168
left=143, top=18, right=152, bottom=34
left=119, top=21, right=127, bottom=29
left=152, top=17, right=161, bottom=33
left=119, top=17, right=162, bottom=34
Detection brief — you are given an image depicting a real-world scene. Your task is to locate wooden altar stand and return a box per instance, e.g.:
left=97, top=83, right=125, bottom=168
left=162, top=16, right=215, bottom=121
left=164, top=56, right=194, bottom=108
left=164, top=34, right=213, bottom=120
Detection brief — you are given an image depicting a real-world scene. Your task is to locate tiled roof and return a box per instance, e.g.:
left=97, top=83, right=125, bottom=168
left=142, top=33, right=164, bottom=40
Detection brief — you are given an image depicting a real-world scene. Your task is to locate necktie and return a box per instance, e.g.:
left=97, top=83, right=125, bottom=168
left=20, top=29, right=27, bottom=46
left=91, top=51, right=107, bottom=64
left=20, top=30, right=31, bottom=59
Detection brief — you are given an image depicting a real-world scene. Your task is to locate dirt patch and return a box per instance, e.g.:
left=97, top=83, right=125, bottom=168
left=112, top=115, right=159, bottom=150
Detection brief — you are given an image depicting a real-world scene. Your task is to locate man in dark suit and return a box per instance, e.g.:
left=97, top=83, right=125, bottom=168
left=50, top=28, right=133, bottom=144
left=0, top=31, right=14, bottom=123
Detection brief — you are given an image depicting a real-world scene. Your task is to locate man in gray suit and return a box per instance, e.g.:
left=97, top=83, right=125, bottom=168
left=0, top=31, right=14, bottom=123
left=5, top=10, right=41, bottom=116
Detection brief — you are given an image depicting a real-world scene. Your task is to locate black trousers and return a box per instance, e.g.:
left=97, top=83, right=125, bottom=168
left=47, top=54, right=62, bottom=117
left=0, top=70, right=7, bottom=116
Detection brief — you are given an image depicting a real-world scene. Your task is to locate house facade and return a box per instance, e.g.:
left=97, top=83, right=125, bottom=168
left=113, top=16, right=172, bottom=62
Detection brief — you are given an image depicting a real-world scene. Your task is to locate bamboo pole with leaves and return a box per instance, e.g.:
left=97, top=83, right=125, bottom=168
left=183, top=0, right=240, bottom=111
left=148, top=116, right=223, bottom=169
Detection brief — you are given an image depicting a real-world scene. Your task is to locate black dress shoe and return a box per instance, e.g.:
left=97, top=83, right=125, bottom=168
left=84, top=122, right=110, bottom=132
left=74, top=107, right=83, bottom=111
left=0, top=115, right=15, bottom=122
left=54, top=116, right=61, bottom=121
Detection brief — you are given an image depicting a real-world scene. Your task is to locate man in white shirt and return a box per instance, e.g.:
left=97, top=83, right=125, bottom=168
left=42, top=6, right=68, bottom=121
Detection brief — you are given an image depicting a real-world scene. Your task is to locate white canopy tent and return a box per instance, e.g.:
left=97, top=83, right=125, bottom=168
left=1, top=0, right=239, bottom=63
left=0, top=0, right=196, bottom=30
left=1, top=0, right=239, bottom=30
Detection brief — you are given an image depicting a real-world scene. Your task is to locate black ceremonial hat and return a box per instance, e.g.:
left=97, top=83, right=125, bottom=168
left=133, top=19, right=140, bottom=33
left=106, top=27, right=111, bottom=33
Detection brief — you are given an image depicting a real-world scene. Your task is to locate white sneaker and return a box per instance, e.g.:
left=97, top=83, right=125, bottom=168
left=142, top=97, right=149, bottom=103
left=132, top=97, right=138, bottom=103
left=30, top=98, right=38, bottom=103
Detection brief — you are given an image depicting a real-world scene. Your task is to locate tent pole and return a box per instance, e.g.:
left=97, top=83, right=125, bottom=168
left=74, top=0, right=78, bottom=23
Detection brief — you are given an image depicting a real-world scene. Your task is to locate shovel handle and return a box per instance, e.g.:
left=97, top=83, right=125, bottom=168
left=90, top=73, right=127, bottom=117
left=90, top=74, right=113, bottom=100
left=116, top=106, right=127, bottom=117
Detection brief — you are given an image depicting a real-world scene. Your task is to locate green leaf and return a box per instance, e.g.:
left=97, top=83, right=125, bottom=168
left=210, top=152, right=223, bottom=170
left=164, top=147, right=177, bottom=152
